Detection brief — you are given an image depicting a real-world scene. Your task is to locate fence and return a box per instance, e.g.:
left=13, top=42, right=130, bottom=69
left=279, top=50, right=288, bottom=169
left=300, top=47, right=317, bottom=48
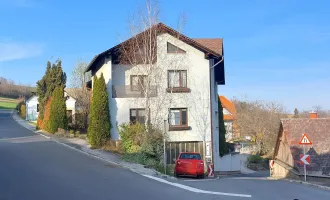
left=166, top=141, right=204, bottom=165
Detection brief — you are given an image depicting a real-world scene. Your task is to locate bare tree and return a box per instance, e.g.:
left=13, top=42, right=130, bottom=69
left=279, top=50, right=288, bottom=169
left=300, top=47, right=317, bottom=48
left=233, top=98, right=286, bottom=155
left=299, top=105, right=330, bottom=118
left=0, top=76, right=33, bottom=99
left=68, top=60, right=91, bottom=130
left=116, top=0, right=188, bottom=131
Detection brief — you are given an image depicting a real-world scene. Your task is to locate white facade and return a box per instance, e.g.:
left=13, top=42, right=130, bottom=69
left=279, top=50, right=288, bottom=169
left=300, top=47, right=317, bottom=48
left=91, top=33, right=222, bottom=163
left=25, top=92, right=77, bottom=122
left=26, top=95, right=39, bottom=121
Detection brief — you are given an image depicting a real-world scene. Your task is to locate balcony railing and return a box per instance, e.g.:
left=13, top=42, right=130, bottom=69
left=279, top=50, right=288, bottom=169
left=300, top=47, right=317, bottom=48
left=112, top=85, right=157, bottom=98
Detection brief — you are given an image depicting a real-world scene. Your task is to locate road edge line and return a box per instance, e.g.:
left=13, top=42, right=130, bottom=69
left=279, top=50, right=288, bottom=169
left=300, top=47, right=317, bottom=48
left=143, top=175, right=252, bottom=197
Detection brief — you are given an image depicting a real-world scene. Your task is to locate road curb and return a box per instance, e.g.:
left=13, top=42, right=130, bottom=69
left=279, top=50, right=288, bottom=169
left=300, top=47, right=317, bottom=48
left=267, top=177, right=330, bottom=191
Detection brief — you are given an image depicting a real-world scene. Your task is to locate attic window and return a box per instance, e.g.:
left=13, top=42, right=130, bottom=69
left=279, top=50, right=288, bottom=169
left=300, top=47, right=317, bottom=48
left=167, top=42, right=186, bottom=53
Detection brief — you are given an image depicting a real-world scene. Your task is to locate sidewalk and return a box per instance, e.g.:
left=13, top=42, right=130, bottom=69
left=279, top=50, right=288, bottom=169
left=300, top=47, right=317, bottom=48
left=12, top=111, right=171, bottom=179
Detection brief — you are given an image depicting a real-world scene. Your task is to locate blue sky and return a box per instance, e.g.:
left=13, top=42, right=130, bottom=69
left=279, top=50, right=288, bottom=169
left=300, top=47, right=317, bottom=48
left=0, top=0, right=329, bottom=112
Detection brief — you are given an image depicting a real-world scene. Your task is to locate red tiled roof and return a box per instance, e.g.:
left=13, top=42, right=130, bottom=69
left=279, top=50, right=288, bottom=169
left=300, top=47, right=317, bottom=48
left=219, top=96, right=236, bottom=121
left=193, top=38, right=223, bottom=56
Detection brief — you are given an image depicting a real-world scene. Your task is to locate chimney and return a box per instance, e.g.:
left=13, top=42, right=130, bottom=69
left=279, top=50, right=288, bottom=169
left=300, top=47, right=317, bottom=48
left=309, top=111, right=318, bottom=119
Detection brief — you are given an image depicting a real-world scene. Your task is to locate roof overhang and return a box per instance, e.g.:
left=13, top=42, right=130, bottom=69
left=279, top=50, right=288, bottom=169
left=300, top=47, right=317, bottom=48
left=85, top=23, right=223, bottom=73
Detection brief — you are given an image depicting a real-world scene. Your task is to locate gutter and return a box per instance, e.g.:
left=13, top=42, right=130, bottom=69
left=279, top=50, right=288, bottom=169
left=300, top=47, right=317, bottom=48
left=209, top=56, right=224, bottom=165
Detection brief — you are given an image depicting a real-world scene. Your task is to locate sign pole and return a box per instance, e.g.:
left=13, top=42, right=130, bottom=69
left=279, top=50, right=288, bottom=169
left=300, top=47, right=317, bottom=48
left=303, top=144, right=307, bottom=182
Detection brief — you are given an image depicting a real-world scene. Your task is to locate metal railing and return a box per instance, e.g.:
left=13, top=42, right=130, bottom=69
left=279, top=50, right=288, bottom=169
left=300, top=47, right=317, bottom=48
left=112, top=85, right=157, bottom=98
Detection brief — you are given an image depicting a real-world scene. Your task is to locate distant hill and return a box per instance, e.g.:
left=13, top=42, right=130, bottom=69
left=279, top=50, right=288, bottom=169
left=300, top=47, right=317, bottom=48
left=0, top=77, right=36, bottom=99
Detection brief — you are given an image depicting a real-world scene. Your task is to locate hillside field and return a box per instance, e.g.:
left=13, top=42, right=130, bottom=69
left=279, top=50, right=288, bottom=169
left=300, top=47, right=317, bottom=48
left=0, top=97, right=18, bottom=109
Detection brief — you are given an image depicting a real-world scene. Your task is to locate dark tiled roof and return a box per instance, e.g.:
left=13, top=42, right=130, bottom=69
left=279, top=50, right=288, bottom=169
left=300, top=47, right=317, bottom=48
left=276, top=118, right=330, bottom=176
left=85, top=23, right=223, bottom=72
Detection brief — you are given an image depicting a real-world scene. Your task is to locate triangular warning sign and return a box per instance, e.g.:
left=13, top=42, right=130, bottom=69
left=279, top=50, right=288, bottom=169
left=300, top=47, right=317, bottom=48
left=299, top=133, right=312, bottom=145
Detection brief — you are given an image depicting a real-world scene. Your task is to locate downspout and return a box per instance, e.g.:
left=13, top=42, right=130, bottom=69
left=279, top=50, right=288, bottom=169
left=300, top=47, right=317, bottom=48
left=209, top=55, right=224, bottom=168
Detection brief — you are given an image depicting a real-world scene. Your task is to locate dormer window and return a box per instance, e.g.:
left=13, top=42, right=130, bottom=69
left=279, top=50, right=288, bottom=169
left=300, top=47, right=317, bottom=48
left=167, top=42, right=186, bottom=53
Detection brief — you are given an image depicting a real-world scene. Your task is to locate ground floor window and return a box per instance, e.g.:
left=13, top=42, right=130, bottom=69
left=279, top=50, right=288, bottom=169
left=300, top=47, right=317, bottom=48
left=67, top=110, right=73, bottom=123
left=130, top=108, right=145, bottom=124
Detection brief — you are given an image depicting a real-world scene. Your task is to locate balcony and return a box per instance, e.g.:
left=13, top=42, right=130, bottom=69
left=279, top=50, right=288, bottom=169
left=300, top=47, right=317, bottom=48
left=112, top=85, right=157, bottom=98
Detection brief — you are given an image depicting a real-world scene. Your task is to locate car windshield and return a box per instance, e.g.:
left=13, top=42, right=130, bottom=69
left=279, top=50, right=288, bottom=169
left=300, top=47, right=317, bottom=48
left=179, top=153, right=201, bottom=160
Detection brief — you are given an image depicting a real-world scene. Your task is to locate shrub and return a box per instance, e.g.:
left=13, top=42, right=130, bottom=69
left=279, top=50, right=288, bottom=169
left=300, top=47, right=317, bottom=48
left=119, top=122, right=164, bottom=166
left=218, top=98, right=229, bottom=156
left=38, top=97, right=52, bottom=130
left=87, top=74, right=111, bottom=148
left=20, top=104, right=26, bottom=119
left=248, top=154, right=264, bottom=163
left=47, top=87, right=68, bottom=133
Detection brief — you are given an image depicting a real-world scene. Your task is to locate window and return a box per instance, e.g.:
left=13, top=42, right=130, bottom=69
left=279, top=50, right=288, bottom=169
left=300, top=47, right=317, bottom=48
left=37, top=104, right=39, bottom=112
left=167, top=42, right=186, bottom=53
left=168, top=70, right=187, bottom=88
left=130, top=109, right=146, bottom=124
left=130, top=75, right=146, bottom=91
left=169, top=108, right=188, bottom=127
left=179, top=153, right=201, bottom=160
left=66, top=110, right=73, bottom=124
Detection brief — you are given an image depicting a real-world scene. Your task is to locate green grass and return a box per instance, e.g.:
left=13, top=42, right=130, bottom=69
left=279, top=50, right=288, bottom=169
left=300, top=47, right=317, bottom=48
left=0, top=96, right=19, bottom=109
left=0, top=101, right=17, bottom=109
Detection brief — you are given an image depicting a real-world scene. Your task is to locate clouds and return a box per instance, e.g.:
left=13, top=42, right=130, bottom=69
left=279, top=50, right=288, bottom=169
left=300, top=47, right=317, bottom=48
left=0, top=41, right=43, bottom=62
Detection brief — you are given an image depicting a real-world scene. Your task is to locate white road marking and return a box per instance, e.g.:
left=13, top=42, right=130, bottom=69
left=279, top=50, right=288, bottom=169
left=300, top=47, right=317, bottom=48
left=34, top=131, right=51, bottom=139
left=143, top=175, right=252, bottom=198
left=0, top=135, right=36, bottom=141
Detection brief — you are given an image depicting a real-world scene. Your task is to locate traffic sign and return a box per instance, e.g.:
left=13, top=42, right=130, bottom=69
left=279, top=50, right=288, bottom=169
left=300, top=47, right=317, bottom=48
left=208, top=164, right=214, bottom=177
left=299, top=133, right=312, bottom=145
left=269, top=160, right=275, bottom=169
left=300, top=154, right=311, bottom=165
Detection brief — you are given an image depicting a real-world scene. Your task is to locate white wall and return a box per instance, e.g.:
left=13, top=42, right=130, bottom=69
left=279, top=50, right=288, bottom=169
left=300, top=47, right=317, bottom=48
left=26, top=95, right=39, bottom=121
left=214, top=153, right=242, bottom=172
left=225, top=121, right=234, bottom=141
left=105, top=33, right=212, bottom=142
left=26, top=94, right=77, bottom=122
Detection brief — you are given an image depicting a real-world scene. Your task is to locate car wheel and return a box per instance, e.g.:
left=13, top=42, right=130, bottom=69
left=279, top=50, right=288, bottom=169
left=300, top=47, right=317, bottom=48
left=197, top=174, right=205, bottom=179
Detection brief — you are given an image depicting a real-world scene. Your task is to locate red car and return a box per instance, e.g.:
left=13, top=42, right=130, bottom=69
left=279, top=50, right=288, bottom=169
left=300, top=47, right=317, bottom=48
left=174, top=152, right=205, bottom=178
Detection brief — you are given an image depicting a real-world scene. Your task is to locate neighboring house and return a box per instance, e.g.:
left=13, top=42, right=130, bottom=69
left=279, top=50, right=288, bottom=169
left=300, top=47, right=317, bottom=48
left=26, top=95, right=39, bottom=121
left=85, top=23, right=225, bottom=167
left=272, top=111, right=330, bottom=178
left=25, top=89, right=77, bottom=123
left=219, top=96, right=237, bottom=141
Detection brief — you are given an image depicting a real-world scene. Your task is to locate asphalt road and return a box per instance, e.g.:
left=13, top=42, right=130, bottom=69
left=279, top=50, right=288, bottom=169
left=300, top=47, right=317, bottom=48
left=1, top=109, right=330, bottom=200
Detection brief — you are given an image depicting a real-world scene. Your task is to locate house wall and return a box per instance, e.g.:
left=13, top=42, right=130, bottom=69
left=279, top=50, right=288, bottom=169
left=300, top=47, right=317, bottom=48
left=26, top=94, right=77, bottom=123
left=64, top=92, right=76, bottom=123
left=275, top=132, right=294, bottom=167
left=95, top=33, right=213, bottom=145
left=225, top=121, right=234, bottom=141
left=26, top=96, right=39, bottom=121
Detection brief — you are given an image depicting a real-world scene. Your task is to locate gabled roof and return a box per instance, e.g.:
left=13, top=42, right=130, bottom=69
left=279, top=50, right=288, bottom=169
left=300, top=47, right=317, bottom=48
left=85, top=23, right=223, bottom=73
left=193, top=38, right=223, bottom=56
left=219, top=96, right=236, bottom=120
left=274, top=118, right=330, bottom=176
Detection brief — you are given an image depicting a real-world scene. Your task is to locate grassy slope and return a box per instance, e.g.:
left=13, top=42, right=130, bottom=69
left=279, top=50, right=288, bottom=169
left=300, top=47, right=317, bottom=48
left=0, top=97, right=18, bottom=109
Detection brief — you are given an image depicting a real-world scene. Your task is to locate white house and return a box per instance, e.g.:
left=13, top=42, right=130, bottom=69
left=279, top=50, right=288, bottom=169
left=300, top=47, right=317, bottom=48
left=85, top=23, right=225, bottom=168
left=219, top=96, right=237, bottom=141
left=25, top=90, right=77, bottom=123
